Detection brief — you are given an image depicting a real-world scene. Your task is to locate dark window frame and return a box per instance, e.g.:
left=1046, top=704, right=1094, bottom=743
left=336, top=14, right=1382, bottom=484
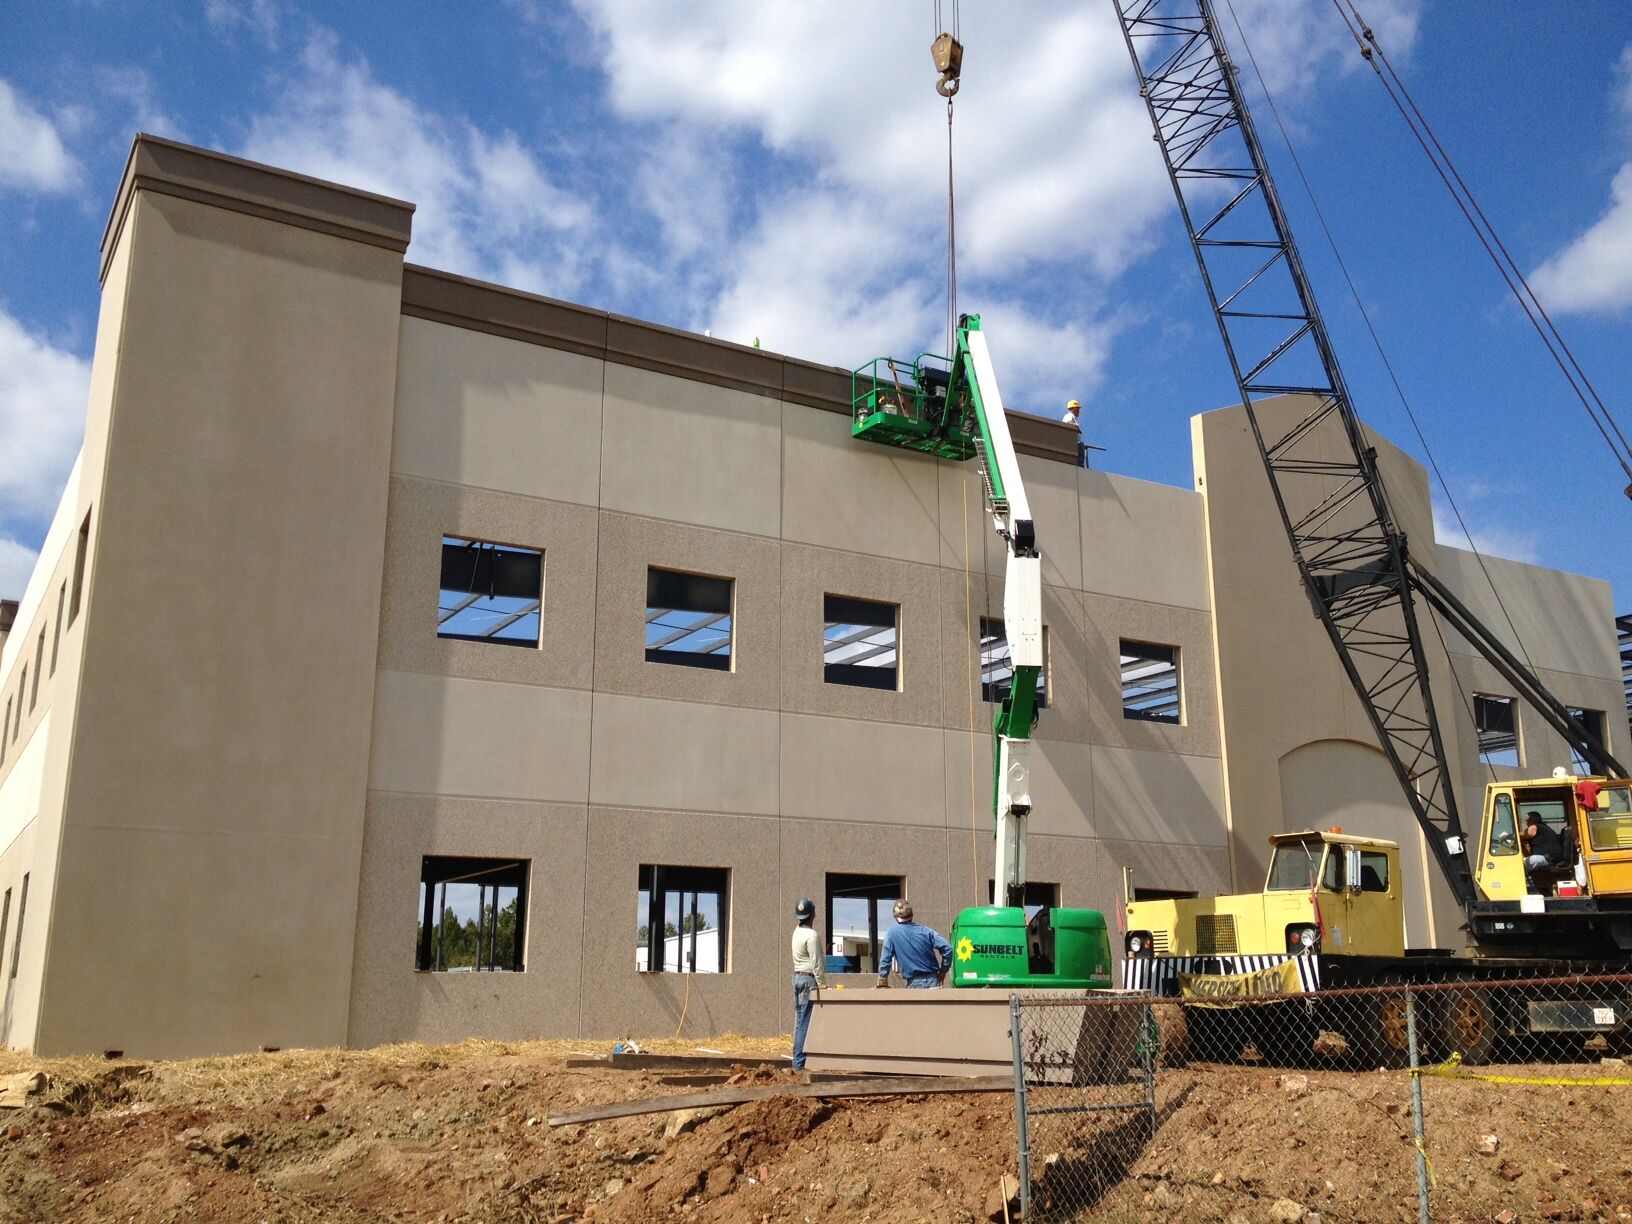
left=1120, top=639, right=1181, bottom=724
left=68, top=512, right=90, bottom=626
left=8, top=873, right=26, bottom=981
left=416, top=856, right=528, bottom=973
left=823, top=594, right=900, bottom=691
left=50, top=583, right=64, bottom=675
left=437, top=535, right=544, bottom=648
left=826, top=873, right=905, bottom=974
left=1475, top=693, right=1520, bottom=766
left=645, top=567, right=734, bottom=671
left=30, top=631, right=43, bottom=711
left=637, top=865, right=730, bottom=974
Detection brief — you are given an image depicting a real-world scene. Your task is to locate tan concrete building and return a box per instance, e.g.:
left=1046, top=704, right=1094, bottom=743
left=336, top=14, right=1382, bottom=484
left=0, top=136, right=1621, bottom=1057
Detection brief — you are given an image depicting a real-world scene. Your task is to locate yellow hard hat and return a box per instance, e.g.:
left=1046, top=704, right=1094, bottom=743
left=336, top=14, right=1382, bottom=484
left=1066, top=400, right=1081, bottom=411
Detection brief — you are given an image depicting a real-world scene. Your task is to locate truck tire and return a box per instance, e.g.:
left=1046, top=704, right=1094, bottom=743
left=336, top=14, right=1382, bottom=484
left=1251, top=1003, right=1316, bottom=1066
left=1439, top=987, right=1498, bottom=1065
left=1340, top=984, right=1413, bottom=1069
left=1183, top=1005, right=1246, bottom=1062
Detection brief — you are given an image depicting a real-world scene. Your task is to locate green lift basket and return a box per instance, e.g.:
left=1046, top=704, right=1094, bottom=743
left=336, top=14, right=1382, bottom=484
left=850, top=353, right=977, bottom=461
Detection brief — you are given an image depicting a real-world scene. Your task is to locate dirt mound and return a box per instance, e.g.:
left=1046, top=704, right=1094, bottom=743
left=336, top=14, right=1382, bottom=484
left=2, top=1040, right=1631, bottom=1222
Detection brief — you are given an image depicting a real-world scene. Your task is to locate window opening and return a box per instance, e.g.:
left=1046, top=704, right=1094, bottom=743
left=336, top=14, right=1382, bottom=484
left=68, top=511, right=90, bottom=626
left=823, top=594, right=899, bottom=690
left=1130, top=886, right=1198, bottom=901
left=1, top=698, right=9, bottom=767
left=826, top=874, right=904, bottom=973
left=1568, top=707, right=1608, bottom=774
left=637, top=865, right=728, bottom=973
left=1266, top=839, right=1323, bottom=890
left=8, top=874, right=27, bottom=980
left=0, top=888, right=10, bottom=980
left=13, top=668, right=23, bottom=740
left=50, top=583, right=64, bottom=675
left=1475, top=693, right=1519, bottom=766
left=1120, top=640, right=1180, bottom=723
left=1587, top=786, right=1632, bottom=851
left=416, top=857, right=528, bottom=972
left=31, top=631, right=44, bottom=710
left=437, top=536, right=543, bottom=646
left=1321, top=849, right=1345, bottom=892
left=645, top=568, right=733, bottom=670
left=1489, top=793, right=1518, bottom=856
left=1358, top=852, right=1389, bottom=892
left=979, top=617, right=1047, bottom=708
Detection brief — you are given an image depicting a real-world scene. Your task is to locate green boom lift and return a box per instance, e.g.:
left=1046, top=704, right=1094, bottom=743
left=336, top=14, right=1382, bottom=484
left=852, top=315, right=1111, bottom=988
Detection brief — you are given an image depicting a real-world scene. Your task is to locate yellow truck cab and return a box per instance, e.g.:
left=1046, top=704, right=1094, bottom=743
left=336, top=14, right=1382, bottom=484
left=1124, top=829, right=1401, bottom=995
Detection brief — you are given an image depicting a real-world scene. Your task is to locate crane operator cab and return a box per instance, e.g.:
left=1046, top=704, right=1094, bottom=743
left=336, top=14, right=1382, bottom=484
left=1476, top=774, right=1632, bottom=903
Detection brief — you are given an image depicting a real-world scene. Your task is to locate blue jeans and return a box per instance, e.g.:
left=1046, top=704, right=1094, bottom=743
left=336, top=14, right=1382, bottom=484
left=792, top=974, right=816, bottom=1069
left=906, top=975, right=942, bottom=989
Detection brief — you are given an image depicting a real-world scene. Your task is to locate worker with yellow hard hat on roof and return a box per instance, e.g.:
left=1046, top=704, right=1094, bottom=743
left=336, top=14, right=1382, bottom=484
left=1062, top=399, right=1081, bottom=425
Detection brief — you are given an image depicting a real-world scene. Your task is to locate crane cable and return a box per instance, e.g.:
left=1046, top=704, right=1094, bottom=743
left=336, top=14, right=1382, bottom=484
left=1333, top=0, right=1632, bottom=500
left=1221, top=0, right=1513, bottom=786
left=935, top=0, right=962, bottom=358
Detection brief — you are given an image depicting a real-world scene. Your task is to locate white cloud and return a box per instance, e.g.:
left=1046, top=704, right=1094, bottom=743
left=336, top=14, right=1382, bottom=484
left=1529, top=166, right=1632, bottom=314
left=206, top=0, right=282, bottom=48
left=0, top=307, right=89, bottom=527
left=1529, top=42, right=1632, bottom=320
left=241, top=33, right=592, bottom=297
left=1433, top=499, right=1540, bottom=566
left=0, top=78, right=81, bottom=194
left=0, top=536, right=39, bottom=599
left=1222, top=0, right=1419, bottom=98
left=94, top=67, right=186, bottom=143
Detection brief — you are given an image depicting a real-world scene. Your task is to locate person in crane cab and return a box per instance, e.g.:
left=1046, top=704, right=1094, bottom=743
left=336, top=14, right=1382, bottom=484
left=875, top=900, right=953, bottom=989
left=1522, top=810, right=1567, bottom=882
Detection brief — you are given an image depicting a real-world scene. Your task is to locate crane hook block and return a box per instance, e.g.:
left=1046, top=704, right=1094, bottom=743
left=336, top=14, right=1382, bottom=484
left=932, top=32, right=963, bottom=98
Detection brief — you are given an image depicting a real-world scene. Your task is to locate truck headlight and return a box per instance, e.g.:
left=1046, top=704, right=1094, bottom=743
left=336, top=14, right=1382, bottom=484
left=1287, top=925, right=1319, bottom=953
left=1126, top=931, right=1153, bottom=956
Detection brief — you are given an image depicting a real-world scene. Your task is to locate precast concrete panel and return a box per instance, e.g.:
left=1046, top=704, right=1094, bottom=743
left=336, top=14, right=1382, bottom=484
left=587, top=693, right=780, bottom=816
left=942, top=729, right=1096, bottom=839
left=1080, top=591, right=1221, bottom=756
left=781, top=400, right=942, bottom=565
left=376, top=475, right=598, bottom=692
left=580, top=807, right=781, bottom=1038
left=369, top=672, right=592, bottom=803
left=592, top=512, right=780, bottom=711
left=778, top=542, right=941, bottom=726
left=1091, top=745, right=1228, bottom=848
left=937, top=452, right=1085, bottom=591
left=391, top=316, right=605, bottom=505
left=778, top=713, right=945, bottom=827
left=600, top=363, right=782, bottom=537
left=1079, top=470, right=1211, bottom=612
left=348, top=792, right=587, bottom=1047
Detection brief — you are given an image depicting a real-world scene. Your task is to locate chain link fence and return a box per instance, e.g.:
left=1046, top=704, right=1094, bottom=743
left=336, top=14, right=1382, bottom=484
left=1011, top=970, right=1632, bottom=1222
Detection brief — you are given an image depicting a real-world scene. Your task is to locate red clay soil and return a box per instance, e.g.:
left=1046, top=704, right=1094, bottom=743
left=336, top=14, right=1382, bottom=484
left=2, top=1041, right=1631, bottom=1222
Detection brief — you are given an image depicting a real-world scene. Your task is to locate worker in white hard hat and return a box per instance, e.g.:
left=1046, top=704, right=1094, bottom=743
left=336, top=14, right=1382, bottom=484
left=875, top=899, right=953, bottom=989
left=790, top=898, right=826, bottom=1069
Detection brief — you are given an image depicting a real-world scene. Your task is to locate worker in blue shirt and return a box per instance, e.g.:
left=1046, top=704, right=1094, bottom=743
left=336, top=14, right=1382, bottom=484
left=875, top=900, right=953, bottom=988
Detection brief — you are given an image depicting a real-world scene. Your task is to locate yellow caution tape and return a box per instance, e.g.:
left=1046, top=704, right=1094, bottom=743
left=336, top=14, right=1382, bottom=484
left=1410, top=1050, right=1632, bottom=1087
left=1413, top=1134, right=1437, bottom=1188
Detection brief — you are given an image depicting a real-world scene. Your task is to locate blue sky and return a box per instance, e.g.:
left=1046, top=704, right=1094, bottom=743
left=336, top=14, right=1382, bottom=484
left=1, top=2, right=1629, bottom=608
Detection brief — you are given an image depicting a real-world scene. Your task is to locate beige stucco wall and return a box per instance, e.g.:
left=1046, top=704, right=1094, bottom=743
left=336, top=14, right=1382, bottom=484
left=351, top=306, right=1229, bottom=1042
left=23, top=155, right=411, bottom=1056
left=4, top=137, right=1621, bottom=1054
